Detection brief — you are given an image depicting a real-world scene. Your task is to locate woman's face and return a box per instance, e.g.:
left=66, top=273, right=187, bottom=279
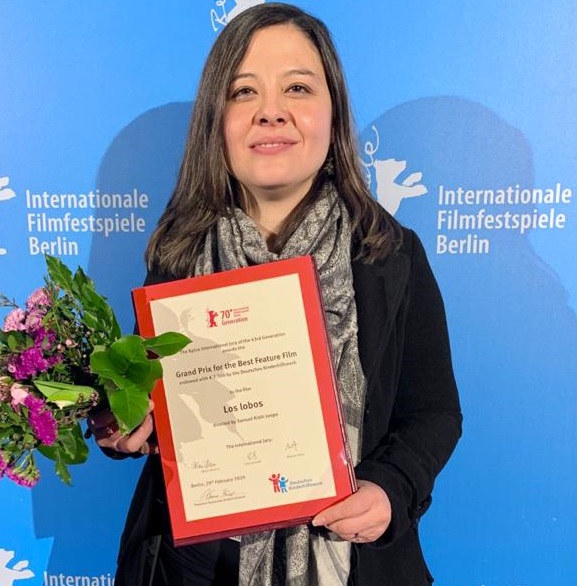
left=224, top=24, right=333, bottom=210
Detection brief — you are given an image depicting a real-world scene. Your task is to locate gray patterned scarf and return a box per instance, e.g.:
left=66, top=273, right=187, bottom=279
left=194, top=183, right=366, bottom=586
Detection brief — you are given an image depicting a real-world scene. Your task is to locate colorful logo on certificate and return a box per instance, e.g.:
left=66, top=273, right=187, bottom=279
left=205, top=306, right=250, bottom=328
left=269, top=473, right=289, bottom=494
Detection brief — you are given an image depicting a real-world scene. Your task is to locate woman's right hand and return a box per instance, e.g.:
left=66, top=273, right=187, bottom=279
left=87, top=400, right=158, bottom=455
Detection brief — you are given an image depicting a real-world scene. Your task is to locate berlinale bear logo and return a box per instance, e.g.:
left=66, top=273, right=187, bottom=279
left=0, top=549, right=34, bottom=586
left=361, top=126, right=427, bottom=216
left=211, top=0, right=266, bottom=31
left=0, top=176, right=16, bottom=256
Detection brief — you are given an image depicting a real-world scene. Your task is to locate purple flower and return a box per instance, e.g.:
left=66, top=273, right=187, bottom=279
left=23, top=393, right=44, bottom=411
left=9, top=346, right=49, bottom=380
left=2, top=307, right=26, bottom=332
left=34, top=327, right=60, bottom=354
left=8, top=327, right=63, bottom=380
left=21, top=394, right=58, bottom=446
left=32, top=326, right=50, bottom=344
left=28, top=405, right=58, bottom=446
left=26, top=287, right=50, bottom=310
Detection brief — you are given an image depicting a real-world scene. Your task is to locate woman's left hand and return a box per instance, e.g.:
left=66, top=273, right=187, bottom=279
left=311, top=479, right=392, bottom=543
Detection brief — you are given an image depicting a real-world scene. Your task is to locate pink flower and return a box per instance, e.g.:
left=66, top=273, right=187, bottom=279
left=5, top=468, right=40, bottom=488
left=2, top=307, right=26, bottom=332
left=26, top=287, right=50, bottom=310
left=1, top=452, right=40, bottom=487
left=24, top=309, right=44, bottom=332
left=6, top=466, right=40, bottom=487
left=10, top=383, right=29, bottom=409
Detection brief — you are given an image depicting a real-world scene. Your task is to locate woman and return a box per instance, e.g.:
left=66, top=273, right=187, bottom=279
left=92, top=3, right=462, bottom=585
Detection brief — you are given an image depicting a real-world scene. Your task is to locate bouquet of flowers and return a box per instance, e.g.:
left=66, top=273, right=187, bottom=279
left=0, top=255, right=190, bottom=487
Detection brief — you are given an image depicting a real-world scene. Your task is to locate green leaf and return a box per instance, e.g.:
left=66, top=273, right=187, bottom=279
left=72, top=265, right=92, bottom=298
left=144, top=332, right=191, bottom=357
left=38, top=424, right=89, bottom=465
left=90, top=335, right=160, bottom=393
left=72, top=268, right=122, bottom=341
left=0, top=405, right=23, bottom=425
left=0, top=331, right=15, bottom=347
left=23, top=432, right=35, bottom=446
left=45, top=255, right=122, bottom=345
left=38, top=424, right=88, bottom=485
left=45, top=254, right=75, bottom=293
left=90, top=347, right=128, bottom=383
left=38, top=444, right=73, bottom=486
left=34, top=380, right=96, bottom=408
left=54, top=457, right=72, bottom=486
left=54, top=303, right=76, bottom=322
left=4, top=331, right=30, bottom=351
left=109, top=335, right=149, bottom=365
left=108, top=385, right=151, bottom=434
left=79, top=284, right=121, bottom=339
left=62, top=425, right=90, bottom=463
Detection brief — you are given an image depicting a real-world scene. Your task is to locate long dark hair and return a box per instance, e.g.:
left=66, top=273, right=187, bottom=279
left=146, top=2, right=402, bottom=276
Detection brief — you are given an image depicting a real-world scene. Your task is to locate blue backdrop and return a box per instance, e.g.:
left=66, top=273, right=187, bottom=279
left=1, top=2, right=575, bottom=585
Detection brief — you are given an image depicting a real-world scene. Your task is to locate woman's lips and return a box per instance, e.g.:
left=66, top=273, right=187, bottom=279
left=250, top=138, right=297, bottom=154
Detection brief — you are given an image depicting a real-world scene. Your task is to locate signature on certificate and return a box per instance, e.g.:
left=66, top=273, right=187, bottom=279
left=191, top=459, right=217, bottom=470
left=198, top=487, right=239, bottom=502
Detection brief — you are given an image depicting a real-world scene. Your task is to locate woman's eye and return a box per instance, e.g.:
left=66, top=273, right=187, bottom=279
left=230, top=87, right=255, bottom=99
left=287, top=84, right=310, bottom=94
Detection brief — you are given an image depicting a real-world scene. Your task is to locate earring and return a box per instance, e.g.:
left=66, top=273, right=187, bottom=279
left=323, top=153, right=335, bottom=177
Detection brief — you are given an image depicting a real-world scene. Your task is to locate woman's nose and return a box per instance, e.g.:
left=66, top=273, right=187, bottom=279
left=255, top=93, right=288, bottom=125
left=257, top=111, right=287, bottom=125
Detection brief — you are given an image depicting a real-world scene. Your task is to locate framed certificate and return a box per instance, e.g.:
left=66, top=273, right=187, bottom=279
left=132, top=256, right=356, bottom=545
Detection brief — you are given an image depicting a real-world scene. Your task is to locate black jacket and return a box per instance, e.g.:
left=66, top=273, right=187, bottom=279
left=115, top=228, right=462, bottom=586
left=350, top=229, right=461, bottom=585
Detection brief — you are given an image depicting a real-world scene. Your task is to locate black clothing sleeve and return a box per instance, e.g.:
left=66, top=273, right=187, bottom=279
left=354, top=231, right=462, bottom=546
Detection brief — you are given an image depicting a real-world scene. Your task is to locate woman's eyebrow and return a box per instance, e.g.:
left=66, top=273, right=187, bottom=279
left=231, top=68, right=320, bottom=83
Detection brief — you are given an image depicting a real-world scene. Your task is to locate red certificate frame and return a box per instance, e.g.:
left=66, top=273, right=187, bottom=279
left=132, top=256, right=356, bottom=545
